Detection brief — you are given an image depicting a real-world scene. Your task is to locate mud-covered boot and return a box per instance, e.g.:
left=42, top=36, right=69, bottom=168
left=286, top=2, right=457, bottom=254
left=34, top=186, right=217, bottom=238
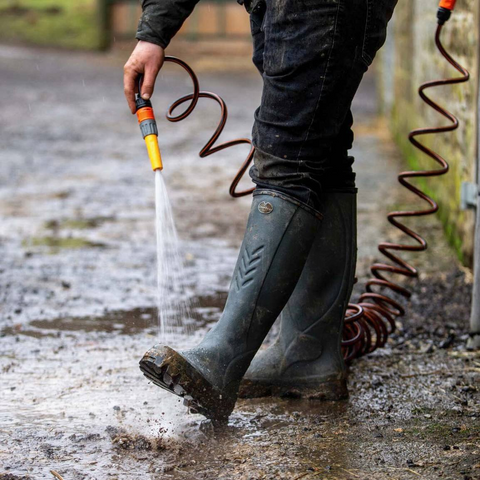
left=239, top=192, right=357, bottom=400
left=139, top=191, right=322, bottom=423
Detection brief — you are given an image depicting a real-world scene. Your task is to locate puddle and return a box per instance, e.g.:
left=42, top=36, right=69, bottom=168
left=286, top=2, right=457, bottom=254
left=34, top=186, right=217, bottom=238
left=1, top=294, right=478, bottom=480
left=34, top=308, right=158, bottom=335
left=1, top=293, right=228, bottom=338
left=1, top=307, right=157, bottom=337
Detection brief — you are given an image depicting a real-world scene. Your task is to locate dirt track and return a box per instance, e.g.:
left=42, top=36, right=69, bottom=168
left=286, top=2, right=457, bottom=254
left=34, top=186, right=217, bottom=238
left=0, top=45, right=478, bottom=480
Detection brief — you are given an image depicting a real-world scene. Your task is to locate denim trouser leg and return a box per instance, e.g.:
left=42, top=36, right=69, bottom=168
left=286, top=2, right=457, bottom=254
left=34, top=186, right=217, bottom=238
left=248, top=0, right=397, bottom=211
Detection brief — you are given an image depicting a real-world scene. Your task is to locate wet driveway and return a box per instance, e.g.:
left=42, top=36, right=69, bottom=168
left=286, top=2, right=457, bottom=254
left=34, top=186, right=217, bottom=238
left=0, top=45, right=478, bottom=479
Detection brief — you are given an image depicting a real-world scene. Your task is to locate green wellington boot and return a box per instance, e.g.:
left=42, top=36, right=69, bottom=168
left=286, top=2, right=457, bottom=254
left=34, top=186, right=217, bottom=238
left=139, top=190, right=322, bottom=423
left=238, top=192, right=357, bottom=400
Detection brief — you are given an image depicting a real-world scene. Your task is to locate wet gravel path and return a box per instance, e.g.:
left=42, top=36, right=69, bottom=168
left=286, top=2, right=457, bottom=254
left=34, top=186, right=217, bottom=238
left=0, top=45, right=478, bottom=480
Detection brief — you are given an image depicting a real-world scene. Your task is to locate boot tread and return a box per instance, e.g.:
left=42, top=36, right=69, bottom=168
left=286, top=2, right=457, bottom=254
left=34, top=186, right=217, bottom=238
left=139, top=346, right=234, bottom=424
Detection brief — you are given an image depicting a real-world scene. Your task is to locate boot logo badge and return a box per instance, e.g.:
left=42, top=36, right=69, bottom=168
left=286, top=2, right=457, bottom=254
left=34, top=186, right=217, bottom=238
left=258, top=201, right=273, bottom=214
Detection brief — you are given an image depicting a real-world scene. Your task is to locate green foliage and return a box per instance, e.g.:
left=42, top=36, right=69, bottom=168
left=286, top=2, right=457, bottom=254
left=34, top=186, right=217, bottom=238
left=23, top=236, right=106, bottom=251
left=0, top=0, right=102, bottom=49
left=393, top=129, right=466, bottom=264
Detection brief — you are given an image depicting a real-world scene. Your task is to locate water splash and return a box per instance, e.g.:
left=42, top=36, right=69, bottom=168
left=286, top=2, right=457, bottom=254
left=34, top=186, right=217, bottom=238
left=155, top=170, right=192, bottom=339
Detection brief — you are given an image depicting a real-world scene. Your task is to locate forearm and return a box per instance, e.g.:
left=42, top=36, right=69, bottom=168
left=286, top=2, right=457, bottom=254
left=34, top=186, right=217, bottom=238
left=136, top=0, right=201, bottom=49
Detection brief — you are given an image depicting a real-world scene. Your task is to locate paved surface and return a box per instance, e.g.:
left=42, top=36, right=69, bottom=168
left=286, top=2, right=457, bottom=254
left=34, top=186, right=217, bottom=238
left=0, top=45, right=478, bottom=480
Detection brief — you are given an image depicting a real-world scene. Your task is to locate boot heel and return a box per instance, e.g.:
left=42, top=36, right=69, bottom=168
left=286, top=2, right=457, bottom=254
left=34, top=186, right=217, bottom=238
left=239, top=378, right=348, bottom=400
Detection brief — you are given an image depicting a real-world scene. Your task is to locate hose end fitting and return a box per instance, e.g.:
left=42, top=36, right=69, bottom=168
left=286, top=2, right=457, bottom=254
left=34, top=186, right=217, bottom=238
left=135, top=95, right=163, bottom=171
left=437, top=0, right=456, bottom=24
left=437, top=7, right=451, bottom=25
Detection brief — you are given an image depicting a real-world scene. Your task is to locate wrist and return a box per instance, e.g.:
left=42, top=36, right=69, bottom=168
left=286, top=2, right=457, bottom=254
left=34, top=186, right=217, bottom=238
left=135, top=34, right=167, bottom=50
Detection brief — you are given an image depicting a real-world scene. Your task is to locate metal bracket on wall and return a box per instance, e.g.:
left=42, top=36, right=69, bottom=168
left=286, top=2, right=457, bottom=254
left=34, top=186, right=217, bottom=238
left=461, top=181, right=479, bottom=210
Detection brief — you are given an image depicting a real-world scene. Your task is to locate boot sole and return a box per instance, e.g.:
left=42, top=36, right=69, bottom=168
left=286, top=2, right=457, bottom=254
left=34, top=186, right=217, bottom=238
left=238, top=378, right=349, bottom=400
left=139, top=345, right=235, bottom=424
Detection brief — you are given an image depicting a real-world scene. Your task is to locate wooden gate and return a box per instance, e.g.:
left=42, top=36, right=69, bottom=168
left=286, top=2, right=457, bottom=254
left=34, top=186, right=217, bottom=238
left=100, top=0, right=251, bottom=47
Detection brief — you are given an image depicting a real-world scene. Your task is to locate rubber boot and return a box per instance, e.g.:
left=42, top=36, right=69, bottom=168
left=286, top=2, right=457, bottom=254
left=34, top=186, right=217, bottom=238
left=238, top=192, right=357, bottom=400
left=139, top=190, right=322, bottom=423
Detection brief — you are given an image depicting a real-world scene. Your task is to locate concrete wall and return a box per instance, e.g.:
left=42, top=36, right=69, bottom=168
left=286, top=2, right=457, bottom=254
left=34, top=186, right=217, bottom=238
left=0, top=0, right=102, bottom=49
left=378, top=1, right=479, bottom=266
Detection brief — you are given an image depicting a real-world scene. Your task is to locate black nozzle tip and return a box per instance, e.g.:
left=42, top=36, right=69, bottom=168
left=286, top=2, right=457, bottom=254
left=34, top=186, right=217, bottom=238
left=135, top=95, right=152, bottom=112
left=437, top=7, right=451, bottom=25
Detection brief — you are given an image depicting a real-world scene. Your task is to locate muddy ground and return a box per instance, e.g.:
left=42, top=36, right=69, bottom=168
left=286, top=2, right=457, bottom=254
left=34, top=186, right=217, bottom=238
left=0, top=45, right=478, bottom=480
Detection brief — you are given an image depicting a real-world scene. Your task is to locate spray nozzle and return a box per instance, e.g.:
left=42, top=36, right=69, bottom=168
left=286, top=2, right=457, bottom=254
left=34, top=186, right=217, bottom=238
left=135, top=76, right=163, bottom=171
left=437, top=0, right=456, bottom=24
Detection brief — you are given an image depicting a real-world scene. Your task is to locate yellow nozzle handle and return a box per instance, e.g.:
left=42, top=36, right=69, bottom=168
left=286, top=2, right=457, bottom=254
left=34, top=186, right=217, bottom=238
left=144, top=134, right=163, bottom=171
left=136, top=104, right=163, bottom=171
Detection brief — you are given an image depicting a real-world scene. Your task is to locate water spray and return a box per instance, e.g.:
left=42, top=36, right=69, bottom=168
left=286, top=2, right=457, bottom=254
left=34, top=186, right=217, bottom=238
left=133, top=0, right=471, bottom=355
left=135, top=73, right=194, bottom=339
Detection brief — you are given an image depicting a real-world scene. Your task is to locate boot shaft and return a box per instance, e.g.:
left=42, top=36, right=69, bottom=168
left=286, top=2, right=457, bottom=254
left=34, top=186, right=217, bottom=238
left=183, top=190, right=323, bottom=390
left=242, top=192, right=357, bottom=391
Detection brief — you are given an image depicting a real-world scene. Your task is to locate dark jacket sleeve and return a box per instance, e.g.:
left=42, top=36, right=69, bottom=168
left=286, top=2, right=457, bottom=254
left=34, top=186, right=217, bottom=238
left=136, top=0, right=201, bottom=49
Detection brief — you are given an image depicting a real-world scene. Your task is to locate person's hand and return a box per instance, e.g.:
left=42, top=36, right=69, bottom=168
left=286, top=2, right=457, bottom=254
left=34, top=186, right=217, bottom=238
left=124, top=40, right=165, bottom=114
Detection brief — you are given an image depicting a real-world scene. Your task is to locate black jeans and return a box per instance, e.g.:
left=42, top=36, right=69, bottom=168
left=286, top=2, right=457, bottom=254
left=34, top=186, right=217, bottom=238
left=247, top=0, right=397, bottom=212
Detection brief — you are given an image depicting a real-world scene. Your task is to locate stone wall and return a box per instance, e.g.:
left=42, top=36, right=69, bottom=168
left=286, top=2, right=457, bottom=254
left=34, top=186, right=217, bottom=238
left=378, top=0, right=479, bottom=266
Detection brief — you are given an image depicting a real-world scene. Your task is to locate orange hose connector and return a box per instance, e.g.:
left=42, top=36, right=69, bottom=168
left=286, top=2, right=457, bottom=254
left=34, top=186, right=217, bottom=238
left=137, top=107, right=155, bottom=123
left=439, top=0, right=456, bottom=11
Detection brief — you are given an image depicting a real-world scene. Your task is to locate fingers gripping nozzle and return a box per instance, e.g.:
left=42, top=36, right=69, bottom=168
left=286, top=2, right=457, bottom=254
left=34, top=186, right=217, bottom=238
left=136, top=93, right=163, bottom=171
left=437, top=0, right=457, bottom=25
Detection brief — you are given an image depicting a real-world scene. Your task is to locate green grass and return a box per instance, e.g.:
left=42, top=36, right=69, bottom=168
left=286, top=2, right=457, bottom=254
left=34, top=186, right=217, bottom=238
left=405, top=419, right=480, bottom=442
left=23, top=236, right=105, bottom=250
left=0, top=0, right=102, bottom=50
left=44, top=216, right=113, bottom=230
